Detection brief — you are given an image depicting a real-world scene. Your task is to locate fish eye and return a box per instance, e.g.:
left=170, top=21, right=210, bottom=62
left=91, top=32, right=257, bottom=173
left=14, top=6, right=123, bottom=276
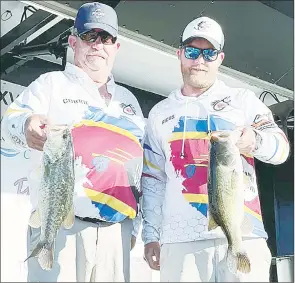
left=62, top=134, right=67, bottom=139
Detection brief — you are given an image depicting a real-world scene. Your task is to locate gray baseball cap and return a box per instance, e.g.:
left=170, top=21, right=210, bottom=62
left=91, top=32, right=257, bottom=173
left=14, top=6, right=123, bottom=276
left=74, top=2, right=118, bottom=37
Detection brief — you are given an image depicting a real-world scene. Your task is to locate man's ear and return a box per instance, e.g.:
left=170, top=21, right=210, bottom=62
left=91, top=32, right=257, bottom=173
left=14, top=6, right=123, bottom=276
left=219, top=52, right=225, bottom=61
left=176, top=49, right=181, bottom=60
left=217, top=51, right=225, bottom=66
left=68, top=35, right=77, bottom=50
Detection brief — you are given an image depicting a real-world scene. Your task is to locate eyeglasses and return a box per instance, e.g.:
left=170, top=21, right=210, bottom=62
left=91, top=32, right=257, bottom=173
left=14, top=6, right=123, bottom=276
left=183, top=46, right=221, bottom=62
left=77, top=30, right=117, bottom=45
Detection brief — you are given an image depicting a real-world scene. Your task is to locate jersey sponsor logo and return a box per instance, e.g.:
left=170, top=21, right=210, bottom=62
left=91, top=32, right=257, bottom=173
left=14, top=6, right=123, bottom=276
left=63, top=98, right=88, bottom=105
left=253, top=113, right=272, bottom=124
left=120, top=103, right=136, bottom=115
left=211, top=96, right=231, bottom=111
left=252, top=114, right=277, bottom=131
left=162, top=114, right=175, bottom=125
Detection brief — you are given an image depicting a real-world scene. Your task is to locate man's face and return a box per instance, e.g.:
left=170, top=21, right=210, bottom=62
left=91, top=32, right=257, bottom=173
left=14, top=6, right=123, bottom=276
left=68, top=29, right=120, bottom=82
left=177, top=38, right=224, bottom=89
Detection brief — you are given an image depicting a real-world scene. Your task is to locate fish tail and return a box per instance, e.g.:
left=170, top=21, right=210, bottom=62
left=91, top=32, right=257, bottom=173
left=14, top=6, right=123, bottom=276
left=226, top=247, right=251, bottom=274
left=236, top=251, right=251, bottom=274
left=24, top=241, right=54, bottom=271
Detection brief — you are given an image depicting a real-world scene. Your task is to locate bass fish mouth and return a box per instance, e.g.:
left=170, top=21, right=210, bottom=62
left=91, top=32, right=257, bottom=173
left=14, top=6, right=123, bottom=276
left=209, top=130, right=242, bottom=144
left=209, top=130, right=231, bottom=141
left=46, top=124, right=70, bottom=133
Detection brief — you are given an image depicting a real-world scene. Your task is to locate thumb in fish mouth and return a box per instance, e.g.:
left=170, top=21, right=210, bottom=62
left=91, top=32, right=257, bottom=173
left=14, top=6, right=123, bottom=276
left=45, top=124, right=69, bottom=132
left=44, top=125, right=71, bottom=139
left=209, top=130, right=231, bottom=142
left=210, top=133, right=220, bottom=142
left=209, top=130, right=243, bottom=144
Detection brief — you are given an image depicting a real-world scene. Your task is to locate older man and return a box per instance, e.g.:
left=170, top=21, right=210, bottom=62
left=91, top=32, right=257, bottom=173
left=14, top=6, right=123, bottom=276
left=2, top=2, right=145, bottom=282
left=142, top=16, right=289, bottom=282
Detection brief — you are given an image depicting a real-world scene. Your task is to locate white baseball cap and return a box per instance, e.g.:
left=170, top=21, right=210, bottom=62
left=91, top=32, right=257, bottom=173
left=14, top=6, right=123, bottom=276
left=181, top=16, right=224, bottom=50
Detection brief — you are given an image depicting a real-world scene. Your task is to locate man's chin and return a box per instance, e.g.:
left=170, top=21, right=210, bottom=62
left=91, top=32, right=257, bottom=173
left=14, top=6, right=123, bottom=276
left=84, top=59, right=106, bottom=70
left=85, top=63, right=103, bottom=71
left=188, top=78, right=211, bottom=89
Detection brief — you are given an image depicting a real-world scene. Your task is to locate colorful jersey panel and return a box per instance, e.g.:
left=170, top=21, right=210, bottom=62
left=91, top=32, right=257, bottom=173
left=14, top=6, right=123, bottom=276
left=168, top=115, right=266, bottom=238
left=72, top=105, right=144, bottom=223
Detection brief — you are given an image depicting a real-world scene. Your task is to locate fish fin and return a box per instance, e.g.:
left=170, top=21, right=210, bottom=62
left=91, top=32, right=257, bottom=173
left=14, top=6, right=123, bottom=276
left=236, top=251, right=251, bottom=274
left=28, top=210, right=41, bottom=228
left=24, top=241, right=54, bottom=271
left=208, top=214, right=219, bottom=231
left=63, top=207, right=75, bottom=229
left=226, top=248, right=251, bottom=275
left=241, top=215, right=254, bottom=235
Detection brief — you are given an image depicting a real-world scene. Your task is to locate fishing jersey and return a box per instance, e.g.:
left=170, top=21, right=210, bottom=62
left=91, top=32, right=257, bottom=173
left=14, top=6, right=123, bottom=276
left=2, top=63, right=145, bottom=232
left=142, top=79, right=290, bottom=245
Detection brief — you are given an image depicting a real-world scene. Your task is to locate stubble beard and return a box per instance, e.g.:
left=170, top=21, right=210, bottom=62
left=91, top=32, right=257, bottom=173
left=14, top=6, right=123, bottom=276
left=182, top=69, right=212, bottom=89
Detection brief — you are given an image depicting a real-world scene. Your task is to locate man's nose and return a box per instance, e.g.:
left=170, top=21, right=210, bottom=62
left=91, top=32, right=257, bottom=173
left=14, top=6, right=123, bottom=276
left=194, top=54, right=206, bottom=64
left=91, top=37, right=103, bottom=49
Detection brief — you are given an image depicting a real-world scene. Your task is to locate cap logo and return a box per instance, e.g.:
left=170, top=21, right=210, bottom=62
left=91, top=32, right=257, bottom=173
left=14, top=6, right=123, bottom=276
left=92, top=8, right=105, bottom=19
left=194, top=20, right=211, bottom=32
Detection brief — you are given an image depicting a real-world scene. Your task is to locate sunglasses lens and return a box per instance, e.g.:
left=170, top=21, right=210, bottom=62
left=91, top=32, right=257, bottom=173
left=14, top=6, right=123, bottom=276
left=79, top=30, right=116, bottom=44
left=203, top=49, right=218, bottom=61
left=100, top=33, right=115, bottom=44
left=185, top=47, right=201, bottom=60
left=79, top=31, right=98, bottom=42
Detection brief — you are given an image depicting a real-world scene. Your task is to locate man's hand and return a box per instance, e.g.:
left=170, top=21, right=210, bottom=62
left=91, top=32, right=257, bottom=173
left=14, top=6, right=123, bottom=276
left=236, top=127, right=256, bottom=154
left=131, top=235, right=136, bottom=250
left=24, top=114, right=49, bottom=151
left=144, top=242, right=160, bottom=271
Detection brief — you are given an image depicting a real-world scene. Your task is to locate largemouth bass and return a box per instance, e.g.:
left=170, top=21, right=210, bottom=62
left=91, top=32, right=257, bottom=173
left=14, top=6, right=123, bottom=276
left=207, top=130, right=251, bottom=274
left=25, top=125, right=75, bottom=270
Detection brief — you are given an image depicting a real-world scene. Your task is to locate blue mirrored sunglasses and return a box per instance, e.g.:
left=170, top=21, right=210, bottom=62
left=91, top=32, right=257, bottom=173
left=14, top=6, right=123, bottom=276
left=183, top=46, right=220, bottom=62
